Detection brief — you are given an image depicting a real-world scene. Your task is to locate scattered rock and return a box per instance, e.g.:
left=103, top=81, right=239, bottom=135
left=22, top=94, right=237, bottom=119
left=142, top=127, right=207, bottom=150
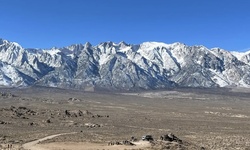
left=142, top=135, right=154, bottom=141
left=0, top=106, right=37, bottom=118
left=91, top=114, right=109, bottom=118
left=21, top=116, right=29, bottom=119
left=0, top=92, right=16, bottom=98
left=46, top=119, right=52, bottom=123
left=0, top=120, right=10, bottom=125
left=13, top=106, right=36, bottom=116
left=63, top=109, right=109, bottom=119
left=108, top=141, right=123, bottom=146
left=65, top=110, right=84, bottom=117
left=122, top=140, right=135, bottom=146
left=160, top=133, right=182, bottom=143
left=28, top=122, right=38, bottom=126
left=108, top=140, right=135, bottom=146
left=84, top=123, right=102, bottom=128
left=68, top=97, right=80, bottom=102
left=130, top=136, right=138, bottom=142
left=82, top=110, right=93, bottom=115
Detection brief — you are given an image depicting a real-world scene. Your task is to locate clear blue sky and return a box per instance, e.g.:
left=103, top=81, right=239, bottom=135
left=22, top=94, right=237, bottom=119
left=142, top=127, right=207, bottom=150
left=0, top=0, right=250, bottom=51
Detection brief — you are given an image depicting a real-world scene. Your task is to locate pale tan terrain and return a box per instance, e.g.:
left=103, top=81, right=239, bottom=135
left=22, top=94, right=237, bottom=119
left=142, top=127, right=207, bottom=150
left=0, top=87, right=250, bottom=150
left=22, top=132, right=151, bottom=150
left=36, top=141, right=151, bottom=150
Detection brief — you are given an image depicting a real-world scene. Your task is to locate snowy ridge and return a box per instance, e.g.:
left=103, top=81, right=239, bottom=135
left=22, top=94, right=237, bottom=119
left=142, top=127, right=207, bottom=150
left=231, top=51, right=250, bottom=59
left=0, top=39, right=250, bottom=90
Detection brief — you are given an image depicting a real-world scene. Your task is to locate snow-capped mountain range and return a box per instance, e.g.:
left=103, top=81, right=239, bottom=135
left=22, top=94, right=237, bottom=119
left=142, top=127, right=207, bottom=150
left=1, top=38, right=250, bottom=90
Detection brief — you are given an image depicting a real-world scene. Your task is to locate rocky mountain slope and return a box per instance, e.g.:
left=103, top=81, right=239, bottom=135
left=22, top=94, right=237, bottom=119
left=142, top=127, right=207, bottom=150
left=1, top=38, right=250, bottom=90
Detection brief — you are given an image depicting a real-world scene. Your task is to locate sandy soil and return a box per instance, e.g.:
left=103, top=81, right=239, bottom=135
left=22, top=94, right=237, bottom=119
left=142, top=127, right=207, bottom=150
left=36, top=141, right=151, bottom=150
left=0, top=87, right=250, bottom=150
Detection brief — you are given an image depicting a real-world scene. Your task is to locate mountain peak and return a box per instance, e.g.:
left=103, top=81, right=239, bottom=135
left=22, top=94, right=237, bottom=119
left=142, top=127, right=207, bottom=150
left=118, top=41, right=129, bottom=48
left=100, top=41, right=115, bottom=47
left=84, top=42, right=92, bottom=48
left=0, top=39, right=9, bottom=45
left=119, top=41, right=128, bottom=45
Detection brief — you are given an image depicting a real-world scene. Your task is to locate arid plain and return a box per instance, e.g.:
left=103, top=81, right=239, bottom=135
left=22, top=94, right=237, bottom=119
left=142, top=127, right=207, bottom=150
left=0, top=87, right=250, bottom=150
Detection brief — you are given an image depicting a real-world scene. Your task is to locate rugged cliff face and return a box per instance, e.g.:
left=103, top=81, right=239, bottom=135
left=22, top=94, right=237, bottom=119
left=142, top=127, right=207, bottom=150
left=1, top=38, right=250, bottom=90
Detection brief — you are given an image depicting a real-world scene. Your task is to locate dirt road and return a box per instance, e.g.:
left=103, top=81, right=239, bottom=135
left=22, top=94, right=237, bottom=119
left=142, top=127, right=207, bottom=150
left=22, top=132, right=77, bottom=150
left=22, top=132, right=150, bottom=150
left=33, top=141, right=151, bottom=150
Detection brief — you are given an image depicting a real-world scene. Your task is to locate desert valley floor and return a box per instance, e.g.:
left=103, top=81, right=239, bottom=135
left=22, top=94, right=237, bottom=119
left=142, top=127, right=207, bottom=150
left=0, top=87, right=250, bottom=150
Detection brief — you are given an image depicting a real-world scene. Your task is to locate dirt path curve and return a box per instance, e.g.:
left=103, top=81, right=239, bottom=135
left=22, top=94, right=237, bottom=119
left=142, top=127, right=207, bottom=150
left=22, top=132, right=77, bottom=150
left=22, top=132, right=151, bottom=150
left=32, top=140, right=151, bottom=150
